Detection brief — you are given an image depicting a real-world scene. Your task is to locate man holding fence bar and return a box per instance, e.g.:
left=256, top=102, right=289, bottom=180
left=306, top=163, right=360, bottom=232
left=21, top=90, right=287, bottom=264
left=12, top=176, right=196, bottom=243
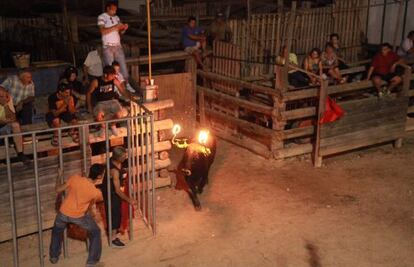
left=49, top=164, right=105, bottom=267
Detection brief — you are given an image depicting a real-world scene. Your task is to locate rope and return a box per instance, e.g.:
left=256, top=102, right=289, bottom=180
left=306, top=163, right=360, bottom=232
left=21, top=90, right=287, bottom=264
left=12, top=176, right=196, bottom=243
left=146, top=0, right=152, bottom=80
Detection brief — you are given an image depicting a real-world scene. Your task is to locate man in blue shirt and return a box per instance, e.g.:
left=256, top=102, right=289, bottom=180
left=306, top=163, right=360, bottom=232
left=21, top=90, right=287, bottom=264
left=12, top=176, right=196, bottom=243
left=182, top=16, right=206, bottom=68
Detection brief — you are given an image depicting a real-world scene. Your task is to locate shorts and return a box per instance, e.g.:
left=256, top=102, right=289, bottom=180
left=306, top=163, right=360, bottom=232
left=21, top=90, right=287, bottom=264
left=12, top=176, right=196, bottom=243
left=372, top=73, right=397, bottom=83
left=0, top=124, right=12, bottom=135
left=93, top=99, right=123, bottom=117
left=45, top=111, right=76, bottom=127
left=184, top=42, right=201, bottom=54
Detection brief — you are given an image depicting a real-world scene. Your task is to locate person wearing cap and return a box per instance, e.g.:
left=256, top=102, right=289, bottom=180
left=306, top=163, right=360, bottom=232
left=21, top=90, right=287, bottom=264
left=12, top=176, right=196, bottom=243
left=45, top=83, right=79, bottom=146
left=1, top=69, right=35, bottom=125
left=98, top=2, right=129, bottom=80
left=208, top=12, right=232, bottom=45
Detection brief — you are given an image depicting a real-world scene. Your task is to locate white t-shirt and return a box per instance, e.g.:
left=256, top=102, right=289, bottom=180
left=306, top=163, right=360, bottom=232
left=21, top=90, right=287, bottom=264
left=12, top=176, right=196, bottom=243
left=83, top=50, right=103, bottom=77
left=97, top=13, right=121, bottom=46
left=398, top=38, right=413, bottom=56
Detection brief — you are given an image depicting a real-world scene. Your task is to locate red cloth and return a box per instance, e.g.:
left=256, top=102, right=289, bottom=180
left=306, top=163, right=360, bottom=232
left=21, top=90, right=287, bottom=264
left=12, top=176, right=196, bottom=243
left=371, top=51, right=400, bottom=75
left=320, top=97, right=344, bottom=124
left=120, top=176, right=134, bottom=235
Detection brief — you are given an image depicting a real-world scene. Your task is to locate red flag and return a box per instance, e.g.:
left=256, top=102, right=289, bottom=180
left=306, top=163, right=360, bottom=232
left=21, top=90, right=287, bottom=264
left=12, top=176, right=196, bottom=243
left=320, top=96, right=345, bottom=124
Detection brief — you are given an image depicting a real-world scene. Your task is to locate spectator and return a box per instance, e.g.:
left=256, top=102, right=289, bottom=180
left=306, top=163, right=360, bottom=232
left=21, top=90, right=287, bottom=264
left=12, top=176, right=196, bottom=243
left=276, top=46, right=309, bottom=88
left=98, top=146, right=135, bottom=248
left=45, top=83, right=79, bottom=146
left=83, top=46, right=104, bottom=84
left=367, top=43, right=403, bottom=97
left=208, top=12, right=232, bottom=45
left=398, top=31, right=414, bottom=61
left=112, top=61, right=135, bottom=99
left=321, top=43, right=346, bottom=84
left=98, top=2, right=129, bottom=80
left=59, top=66, right=86, bottom=108
left=49, top=164, right=105, bottom=267
left=0, top=86, right=29, bottom=163
left=87, top=66, right=137, bottom=138
left=1, top=69, right=35, bottom=125
left=182, top=16, right=206, bottom=68
left=303, top=48, right=323, bottom=85
left=329, top=33, right=348, bottom=69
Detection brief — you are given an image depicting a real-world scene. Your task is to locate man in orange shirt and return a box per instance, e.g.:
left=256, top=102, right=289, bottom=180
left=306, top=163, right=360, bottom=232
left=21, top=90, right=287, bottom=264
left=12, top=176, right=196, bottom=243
left=49, top=164, right=105, bottom=267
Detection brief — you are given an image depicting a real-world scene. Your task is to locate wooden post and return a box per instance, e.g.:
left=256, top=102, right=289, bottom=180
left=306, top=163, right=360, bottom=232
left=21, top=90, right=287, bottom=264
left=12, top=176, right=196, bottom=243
left=395, top=64, right=412, bottom=148
left=199, top=89, right=206, bottom=126
left=314, top=79, right=328, bottom=167
left=70, top=16, right=79, bottom=43
left=62, top=0, right=76, bottom=66
left=393, top=0, right=404, bottom=51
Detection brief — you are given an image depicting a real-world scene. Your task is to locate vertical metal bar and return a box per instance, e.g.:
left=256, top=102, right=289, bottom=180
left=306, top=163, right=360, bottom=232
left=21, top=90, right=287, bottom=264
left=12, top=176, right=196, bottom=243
left=58, top=129, right=68, bottom=258
left=150, top=114, right=156, bottom=235
left=401, top=0, right=408, bottom=42
left=139, top=106, right=145, bottom=218
left=32, top=133, right=44, bottom=267
left=105, top=123, right=112, bottom=246
left=5, top=137, right=19, bottom=267
left=145, top=114, right=150, bottom=224
left=82, top=125, right=87, bottom=177
left=380, top=0, right=386, bottom=43
left=127, top=118, right=134, bottom=240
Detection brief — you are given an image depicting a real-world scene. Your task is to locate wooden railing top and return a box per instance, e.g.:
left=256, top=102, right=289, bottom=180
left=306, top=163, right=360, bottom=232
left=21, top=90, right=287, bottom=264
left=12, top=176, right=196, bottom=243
left=126, top=51, right=191, bottom=66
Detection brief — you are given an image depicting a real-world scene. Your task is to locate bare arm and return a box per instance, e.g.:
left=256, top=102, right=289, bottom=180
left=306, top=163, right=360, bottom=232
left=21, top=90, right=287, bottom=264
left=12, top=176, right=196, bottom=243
left=114, top=79, right=137, bottom=101
left=99, top=24, right=121, bottom=35
left=87, top=79, right=98, bottom=113
left=55, top=168, right=68, bottom=194
left=111, top=169, right=134, bottom=204
left=188, top=33, right=205, bottom=42
left=366, top=66, right=374, bottom=80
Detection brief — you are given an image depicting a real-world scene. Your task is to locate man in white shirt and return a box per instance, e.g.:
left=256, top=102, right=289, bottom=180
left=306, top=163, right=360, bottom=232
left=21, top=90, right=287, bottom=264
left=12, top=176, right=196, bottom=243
left=97, top=2, right=129, bottom=80
left=398, top=31, right=414, bottom=61
left=83, top=47, right=104, bottom=83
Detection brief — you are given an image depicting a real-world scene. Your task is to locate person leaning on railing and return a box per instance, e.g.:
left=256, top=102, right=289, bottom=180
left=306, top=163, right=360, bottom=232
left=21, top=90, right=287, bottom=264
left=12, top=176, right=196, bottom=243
left=49, top=164, right=106, bottom=267
left=0, top=86, right=29, bottom=164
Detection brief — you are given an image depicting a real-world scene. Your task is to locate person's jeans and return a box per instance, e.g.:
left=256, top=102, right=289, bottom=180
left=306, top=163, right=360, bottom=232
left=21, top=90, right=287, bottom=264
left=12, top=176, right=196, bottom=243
left=49, top=212, right=102, bottom=265
left=102, top=45, right=128, bottom=80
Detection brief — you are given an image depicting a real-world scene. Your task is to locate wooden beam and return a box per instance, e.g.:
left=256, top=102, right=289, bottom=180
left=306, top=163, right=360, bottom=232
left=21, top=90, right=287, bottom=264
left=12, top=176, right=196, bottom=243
left=198, top=70, right=281, bottom=97
left=126, top=51, right=191, bottom=65
left=198, top=85, right=275, bottom=116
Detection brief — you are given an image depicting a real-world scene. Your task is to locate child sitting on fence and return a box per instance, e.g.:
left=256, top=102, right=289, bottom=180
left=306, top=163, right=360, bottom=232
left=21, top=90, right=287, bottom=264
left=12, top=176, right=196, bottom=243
left=303, top=48, right=323, bottom=85
left=321, top=43, right=346, bottom=84
left=45, top=83, right=79, bottom=146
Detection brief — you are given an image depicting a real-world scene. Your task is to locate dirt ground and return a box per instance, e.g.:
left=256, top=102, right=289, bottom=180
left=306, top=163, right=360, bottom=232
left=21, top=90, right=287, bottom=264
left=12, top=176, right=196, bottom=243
left=1, top=133, right=414, bottom=267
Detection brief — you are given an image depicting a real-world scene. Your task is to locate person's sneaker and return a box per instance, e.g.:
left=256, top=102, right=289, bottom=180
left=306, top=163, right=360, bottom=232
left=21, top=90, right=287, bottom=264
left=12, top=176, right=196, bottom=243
left=49, top=257, right=59, bottom=264
left=112, top=238, right=125, bottom=248
left=110, top=126, right=119, bottom=137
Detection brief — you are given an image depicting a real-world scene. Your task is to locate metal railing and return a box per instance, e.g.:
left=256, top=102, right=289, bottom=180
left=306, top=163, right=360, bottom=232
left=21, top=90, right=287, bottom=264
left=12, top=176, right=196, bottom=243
left=1, top=102, right=156, bottom=267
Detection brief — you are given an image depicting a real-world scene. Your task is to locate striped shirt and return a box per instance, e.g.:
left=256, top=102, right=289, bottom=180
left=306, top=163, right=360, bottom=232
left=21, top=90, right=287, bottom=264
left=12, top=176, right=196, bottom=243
left=1, top=75, right=35, bottom=105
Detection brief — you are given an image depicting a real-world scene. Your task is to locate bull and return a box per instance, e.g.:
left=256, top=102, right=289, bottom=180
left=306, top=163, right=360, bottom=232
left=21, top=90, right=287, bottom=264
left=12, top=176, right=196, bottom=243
left=174, top=128, right=216, bottom=211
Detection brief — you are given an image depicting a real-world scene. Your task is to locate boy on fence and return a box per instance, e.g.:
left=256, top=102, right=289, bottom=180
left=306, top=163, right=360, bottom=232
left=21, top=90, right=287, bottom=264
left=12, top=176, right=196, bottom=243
left=49, top=164, right=105, bottom=267
left=366, top=43, right=403, bottom=97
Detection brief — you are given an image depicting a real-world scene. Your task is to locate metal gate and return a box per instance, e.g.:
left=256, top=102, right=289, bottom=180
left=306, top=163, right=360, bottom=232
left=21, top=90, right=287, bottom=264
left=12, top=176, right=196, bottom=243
left=0, top=101, right=156, bottom=267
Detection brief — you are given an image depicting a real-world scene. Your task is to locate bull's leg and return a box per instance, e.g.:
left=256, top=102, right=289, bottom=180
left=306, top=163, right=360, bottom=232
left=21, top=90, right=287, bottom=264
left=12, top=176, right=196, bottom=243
left=185, top=176, right=202, bottom=211
left=198, top=174, right=208, bottom=194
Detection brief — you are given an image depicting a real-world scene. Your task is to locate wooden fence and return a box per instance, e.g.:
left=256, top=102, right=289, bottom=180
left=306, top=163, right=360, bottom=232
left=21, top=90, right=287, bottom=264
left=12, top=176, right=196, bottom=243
left=151, top=3, right=207, bottom=17
left=197, top=62, right=414, bottom=161
left=227, top=0, right=367, bottom=76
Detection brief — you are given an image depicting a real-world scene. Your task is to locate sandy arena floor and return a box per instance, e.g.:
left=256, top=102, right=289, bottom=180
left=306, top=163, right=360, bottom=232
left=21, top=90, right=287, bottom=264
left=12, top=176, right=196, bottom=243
left=1, top=133, right=414, bottom=267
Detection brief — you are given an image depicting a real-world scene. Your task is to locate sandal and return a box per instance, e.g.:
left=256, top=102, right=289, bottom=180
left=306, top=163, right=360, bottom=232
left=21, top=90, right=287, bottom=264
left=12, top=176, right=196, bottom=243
left=51, top=135, right=59, bottom=147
